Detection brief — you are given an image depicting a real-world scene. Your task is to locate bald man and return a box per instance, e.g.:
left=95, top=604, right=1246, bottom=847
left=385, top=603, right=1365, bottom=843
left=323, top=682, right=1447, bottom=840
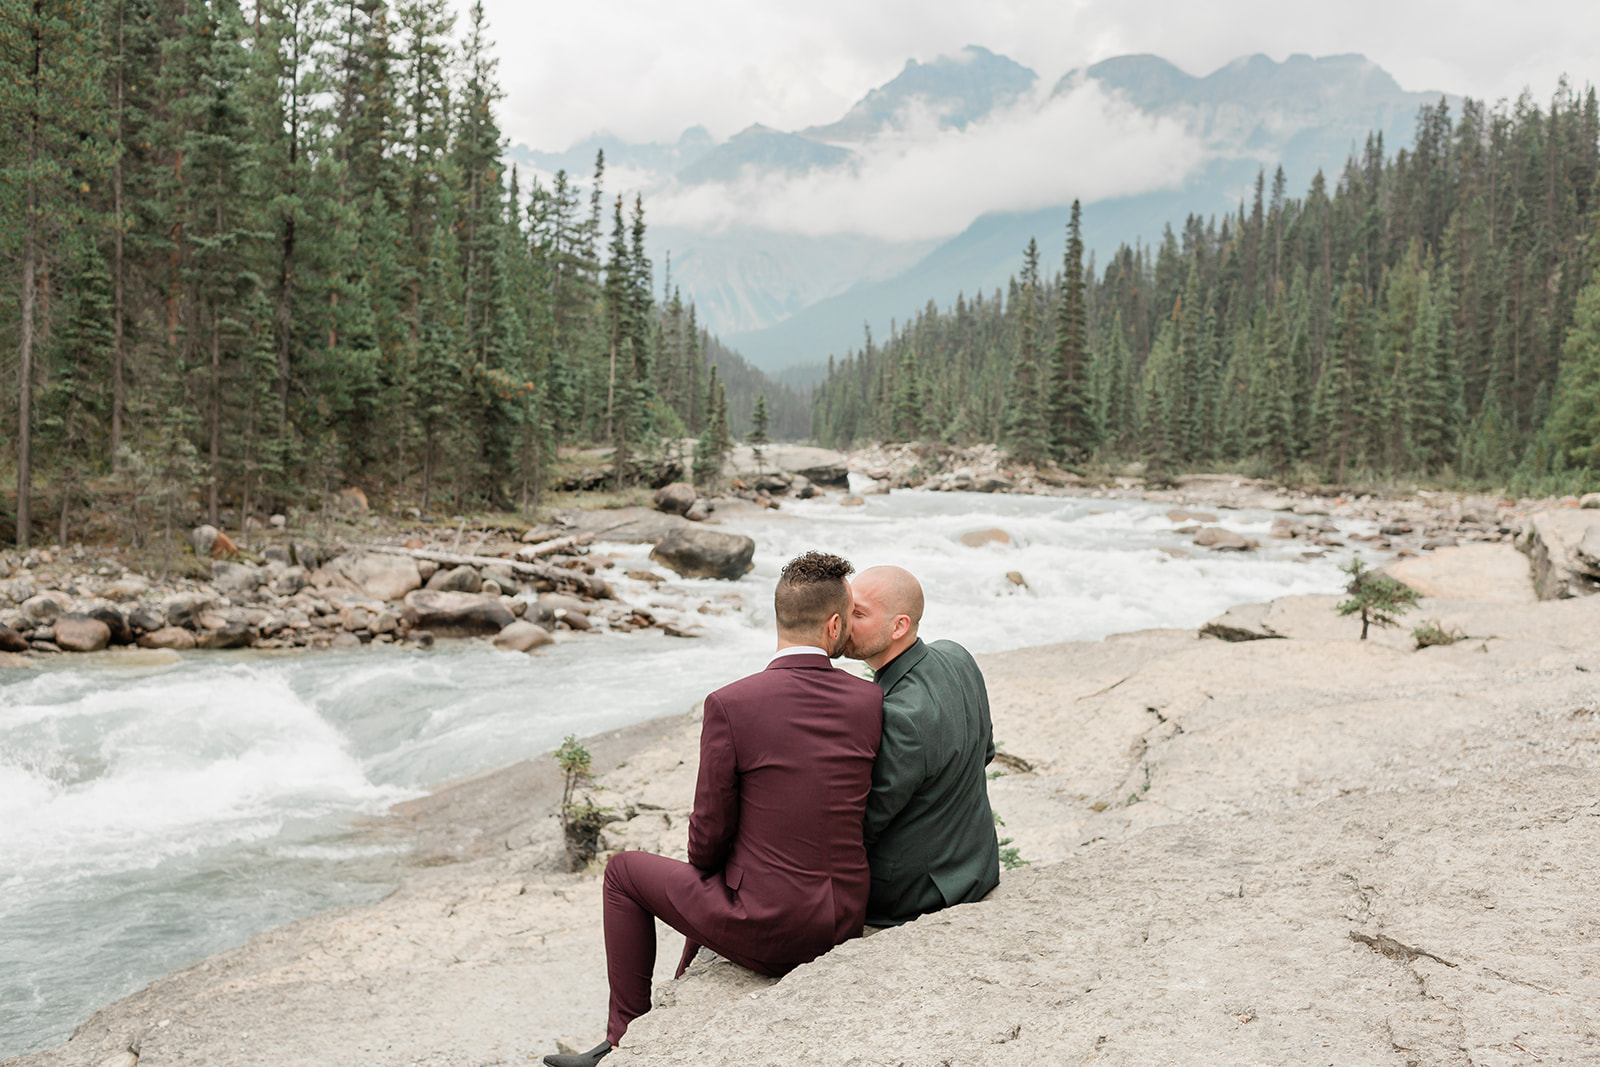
left=845, top=566, right=1000, bottom=927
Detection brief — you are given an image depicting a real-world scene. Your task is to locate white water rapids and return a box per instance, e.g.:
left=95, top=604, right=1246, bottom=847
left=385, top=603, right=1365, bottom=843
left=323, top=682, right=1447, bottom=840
left=0, top=489, right=1383, bottom=1055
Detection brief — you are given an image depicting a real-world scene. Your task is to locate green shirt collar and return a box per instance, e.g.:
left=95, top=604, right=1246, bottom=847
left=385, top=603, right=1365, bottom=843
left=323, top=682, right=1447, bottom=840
left=873, top=637, right=928, bottom=693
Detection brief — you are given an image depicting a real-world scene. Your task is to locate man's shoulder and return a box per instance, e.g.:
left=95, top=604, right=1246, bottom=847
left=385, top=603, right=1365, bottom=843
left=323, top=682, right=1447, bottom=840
left=713, top=662, right=880, bottom=704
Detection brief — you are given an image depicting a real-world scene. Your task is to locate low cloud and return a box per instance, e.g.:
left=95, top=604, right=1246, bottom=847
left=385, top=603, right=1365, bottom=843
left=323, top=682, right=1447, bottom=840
left=646, top=80, right=1205, bottom=243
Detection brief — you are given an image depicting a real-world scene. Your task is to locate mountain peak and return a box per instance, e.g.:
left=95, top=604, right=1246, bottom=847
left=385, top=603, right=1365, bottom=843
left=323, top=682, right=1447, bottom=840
left=802, top=45, right=1037, bottom=143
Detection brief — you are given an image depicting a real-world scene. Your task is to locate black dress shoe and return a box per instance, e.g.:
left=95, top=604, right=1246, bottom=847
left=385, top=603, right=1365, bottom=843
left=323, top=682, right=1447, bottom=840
left=543, top=1041, right=612, bottom=1067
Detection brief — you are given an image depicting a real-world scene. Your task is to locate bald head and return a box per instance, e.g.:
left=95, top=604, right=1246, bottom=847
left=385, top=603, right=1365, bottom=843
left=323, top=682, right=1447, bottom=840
left=844, top=566, right=924, bottom=670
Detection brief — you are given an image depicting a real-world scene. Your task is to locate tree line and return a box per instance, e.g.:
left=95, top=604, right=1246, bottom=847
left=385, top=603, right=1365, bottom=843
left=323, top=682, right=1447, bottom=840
left=0, top=0, right=802, bottom=549
left=812, top=87, right=1600, bottom=491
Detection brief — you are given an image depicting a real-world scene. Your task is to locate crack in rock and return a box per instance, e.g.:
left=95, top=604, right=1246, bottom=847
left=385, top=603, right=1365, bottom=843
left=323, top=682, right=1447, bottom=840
left=1349, top=931, right=1458, bottom=968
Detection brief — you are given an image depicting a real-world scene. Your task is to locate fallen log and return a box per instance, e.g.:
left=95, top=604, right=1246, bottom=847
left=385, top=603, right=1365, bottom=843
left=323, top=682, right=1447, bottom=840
left=515, top=534, right=592, bottom=561
left=354, top=543, right=569, bottom=586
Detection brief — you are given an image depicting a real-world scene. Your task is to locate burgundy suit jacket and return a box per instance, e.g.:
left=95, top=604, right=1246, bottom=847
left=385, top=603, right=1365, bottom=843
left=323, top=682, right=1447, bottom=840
left=687, top=653, right=883, bottom=968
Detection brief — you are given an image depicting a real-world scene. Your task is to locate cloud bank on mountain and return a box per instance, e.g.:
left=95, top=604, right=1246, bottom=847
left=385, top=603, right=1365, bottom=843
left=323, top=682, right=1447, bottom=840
left=649, top=81, right=1204, bottom=243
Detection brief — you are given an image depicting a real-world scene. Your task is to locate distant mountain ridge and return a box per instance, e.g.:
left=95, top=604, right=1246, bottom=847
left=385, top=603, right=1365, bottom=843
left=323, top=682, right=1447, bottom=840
left=506, top=49, right=1460, bottom=373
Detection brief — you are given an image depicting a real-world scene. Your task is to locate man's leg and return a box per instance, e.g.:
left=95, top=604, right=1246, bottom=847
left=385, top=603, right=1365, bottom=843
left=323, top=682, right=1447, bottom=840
left=602, top=851, right=786, bottom=1044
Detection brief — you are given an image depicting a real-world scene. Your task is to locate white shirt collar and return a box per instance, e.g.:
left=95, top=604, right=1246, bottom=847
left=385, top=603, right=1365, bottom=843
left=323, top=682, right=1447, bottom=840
left=770, top=645, right=829, bottom=664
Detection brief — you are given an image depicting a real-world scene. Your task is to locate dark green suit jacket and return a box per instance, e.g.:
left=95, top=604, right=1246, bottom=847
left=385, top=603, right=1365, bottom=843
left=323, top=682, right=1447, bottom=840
left=864, top=637, right=1000, bottom=926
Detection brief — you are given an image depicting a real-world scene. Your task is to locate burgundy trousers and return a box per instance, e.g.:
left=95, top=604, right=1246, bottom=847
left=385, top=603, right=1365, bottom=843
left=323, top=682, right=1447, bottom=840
left=602, top=850, right=792, bottom=1044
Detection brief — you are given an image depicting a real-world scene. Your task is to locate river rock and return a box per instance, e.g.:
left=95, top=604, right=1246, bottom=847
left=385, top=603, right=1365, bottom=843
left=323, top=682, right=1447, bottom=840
left=337, top=487, right=369, bottom=512
left=840, top=495, right=865, bottom=507
left=102, top=575, right=149, bottom=601
left=960, top=528, right=1011, bottom=548
left=126, top=604, right=165, bottom=634
left=653, top=482, right=698, bottom=517
left=685, top=499, right=712, bottom=522
left=795, top=463, right=850, bottom=489
left=649, top=529, right=756, bottom=581
left=163, top=592, right=216, bottom=630
left=139, top=626, right=197, bottom=651
left=271, top=565, right=309, bottom=596
left=198, top=622, right=254, bottom=649
left=336, top=553, right=424, bottom=601
left=0, top=623, right=28, bottom=652
left=212, top=560, right=263, bottom=594
left=54, top=614, right=111, bottom=652
left=1199, top=602, right=1286, bottom=642
left=493, top=619, right=554, bottom=652
left=538, top=593, right=590, bottom=615
left=1005, top=571, right=1029, bottom=589
left=1269, top=517, right=1306, bottom=539
left=791, top=475, right=817, bottom=500
left=344, top=607, right=372, bottom=631
left=1, top=576, right=38, bottom=604
left=1580, top=492, right=1600, bottom=509
left=20, top=592, right=68, bottom=623
left=401, top=589, right=514, bottom=636
left=371, top=610, right=400, bottom=634
left=426, top=565, right=482, bottom=593
left=1167, top=508, right=1219, bottom=524
left=556, top=609, right=592, bottom=631
left=1193, top=527, right=1252, bottom=551
left=263, top=545, right=291, bottom=565
left=974, top=475, right=1013, bottom=493
left=85, top=603, right=133, bottom=645
left=751, top=471, right=792, bottom=495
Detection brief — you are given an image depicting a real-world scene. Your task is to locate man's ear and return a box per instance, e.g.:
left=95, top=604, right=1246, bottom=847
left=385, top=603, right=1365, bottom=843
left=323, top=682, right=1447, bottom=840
left=826, top=612, right=843, bottom=643
left=891, top=614, right=911, bottom=641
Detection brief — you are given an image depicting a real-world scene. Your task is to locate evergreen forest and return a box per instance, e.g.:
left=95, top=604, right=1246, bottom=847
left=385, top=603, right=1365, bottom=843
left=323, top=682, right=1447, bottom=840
left=0, top=0, right=802, bottom=549
left=812, top=91, right=1600, bottom=492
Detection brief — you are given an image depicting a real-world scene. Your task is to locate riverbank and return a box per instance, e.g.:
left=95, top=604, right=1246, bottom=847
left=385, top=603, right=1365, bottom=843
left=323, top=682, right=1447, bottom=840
left=12, top=541, right=1599, bottom=1066
left=5, top=441, right=1597, bottom=667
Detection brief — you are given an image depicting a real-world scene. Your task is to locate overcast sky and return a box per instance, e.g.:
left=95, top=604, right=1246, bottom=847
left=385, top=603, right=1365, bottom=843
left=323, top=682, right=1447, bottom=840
left=475, top=0, right=1600, bottom=151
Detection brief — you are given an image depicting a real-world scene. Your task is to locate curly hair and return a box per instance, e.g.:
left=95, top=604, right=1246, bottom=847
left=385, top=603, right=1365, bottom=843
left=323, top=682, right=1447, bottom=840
left=775, top=551, right=854, bottom=632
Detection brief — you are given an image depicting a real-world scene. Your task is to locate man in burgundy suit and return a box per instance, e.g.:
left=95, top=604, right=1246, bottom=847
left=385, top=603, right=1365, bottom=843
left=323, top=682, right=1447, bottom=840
left=544, top=551, right=883, bottom=1067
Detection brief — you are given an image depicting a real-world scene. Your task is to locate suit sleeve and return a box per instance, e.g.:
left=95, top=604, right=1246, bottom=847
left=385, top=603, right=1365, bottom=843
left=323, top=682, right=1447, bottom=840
left=864, top=694, right=924, bottom=849
left=971, top=655, right=996, bottom=766
left=687, top=693, right=739, bottom=871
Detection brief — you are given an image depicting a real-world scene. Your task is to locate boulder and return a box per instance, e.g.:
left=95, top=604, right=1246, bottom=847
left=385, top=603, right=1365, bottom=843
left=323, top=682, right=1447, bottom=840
left=269, top=513, right=287, bottom=529
left=653, top=482, right=698, bottom=516
left=1268, top=517, right=1305, bottom=539
left=85, top=603, right=133, bottom=645
left=102, top=575, right=149, bottom=601
left=1386, top=544, right=1537, bottom=604
left=271, top=566, right=310, bottom=597
left=198, top=622, right=255, bottom=649
left=685, top=499, right=712, bottom=522
left=337, top=487, right=369, bottom=512
left=649, top=529, right=756, bottom=582
left=960, top=528, right=1012, bottom=548
left=1167, top=508, right=1220, bottom=524
left=163, top=592, right=216, bottom=630
left=262, top=545, right=292, bottom=565
left=974, top=475, right=1013, bottom=493
left=840, top=495, right=865, bottom=507
left=1005, top=571, right=1029, bottom=589
left=493, top=619, right=554, bottom=652
left=426, top=565, right=483, bottom=593
left=126, top=604, right=165, bottom=634
left=370, top=610, right=400, bottom=634
left=212, top=560, right=264, bottom=594
left=1, top=576, right=38, bottom=604
left=863, top=480, right=891, bottom=496
left=480, top=578, right=502, bottom=597
left=556, top=609, right=592, bottom=631
left=538, top=593, right=591, bottom=615
left=139, top=626, right=197, bottom=651
left=191, top=524, right=220, bottom=557
left=20, top=592, right=69, bottom=623
left=1515, top=510, right=1600, bottom=599
left=0, top=624, right=28, bottom=652
left=337, top=553, right=423, bottom=601
left=1193, top=527, right=1252, bottom=551
left=791, top=475, right=817, bottom=500
left=751, top=471, right=793, bottom=495
left=796, top=463, right=850, bottom=489
left=401, top=589, right=515, bottom=636
left=54, top=614, right=112, bottom=652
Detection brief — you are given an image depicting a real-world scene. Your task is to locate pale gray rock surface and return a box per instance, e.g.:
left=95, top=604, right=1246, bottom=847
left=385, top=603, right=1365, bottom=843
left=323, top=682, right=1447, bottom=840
left=13, top=594, right=1600, bottom=1067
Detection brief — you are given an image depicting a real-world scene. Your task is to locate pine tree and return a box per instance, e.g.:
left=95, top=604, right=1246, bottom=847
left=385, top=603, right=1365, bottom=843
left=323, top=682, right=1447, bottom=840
left=1049, top=200, right=1094, bottom=463
left=1004, top=239, right=1050, bottom=464
left=747, top=392, right=770, bottom=471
